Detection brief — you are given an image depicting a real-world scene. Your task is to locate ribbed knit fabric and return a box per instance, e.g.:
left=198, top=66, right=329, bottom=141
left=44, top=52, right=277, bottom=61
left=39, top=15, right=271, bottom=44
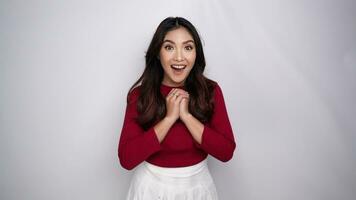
left=118, top=82, right=236, bottom=170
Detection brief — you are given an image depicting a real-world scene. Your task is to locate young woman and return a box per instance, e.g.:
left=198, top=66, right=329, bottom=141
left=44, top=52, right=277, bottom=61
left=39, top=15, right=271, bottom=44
left=118, top=16, right=236, bottom=200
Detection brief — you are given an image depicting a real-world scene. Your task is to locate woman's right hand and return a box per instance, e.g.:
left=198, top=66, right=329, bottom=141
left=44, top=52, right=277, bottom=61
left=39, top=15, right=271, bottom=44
left=165, top=88, right=189, bottom=122
left=154, top=89, right=188, bottom=143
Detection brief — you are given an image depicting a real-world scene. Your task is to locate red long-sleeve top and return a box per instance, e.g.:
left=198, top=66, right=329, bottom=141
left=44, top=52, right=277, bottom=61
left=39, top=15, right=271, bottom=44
left=118, top=82, right=236, bottom=170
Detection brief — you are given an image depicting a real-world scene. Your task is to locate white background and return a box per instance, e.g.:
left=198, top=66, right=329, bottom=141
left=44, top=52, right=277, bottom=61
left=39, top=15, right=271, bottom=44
left=1, top=0, right=355, bottom=199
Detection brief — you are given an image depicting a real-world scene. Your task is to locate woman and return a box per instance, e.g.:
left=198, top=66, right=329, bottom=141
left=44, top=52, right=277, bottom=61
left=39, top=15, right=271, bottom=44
left=118, top=16, right=236, bottom=200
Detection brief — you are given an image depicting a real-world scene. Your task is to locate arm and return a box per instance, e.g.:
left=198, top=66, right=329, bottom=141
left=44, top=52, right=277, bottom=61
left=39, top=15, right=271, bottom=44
left=181, top=84, right=236, bottom=162
left=180, top=113, right=204, bottom=144
left=119, top=86, right=188, bottom=170
left=118, top=88, right=174, bottom=170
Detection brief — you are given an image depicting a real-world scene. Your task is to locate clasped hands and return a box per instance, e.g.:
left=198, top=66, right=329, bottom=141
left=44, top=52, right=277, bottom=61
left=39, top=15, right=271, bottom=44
left=165, top=88, right=191, bottom=122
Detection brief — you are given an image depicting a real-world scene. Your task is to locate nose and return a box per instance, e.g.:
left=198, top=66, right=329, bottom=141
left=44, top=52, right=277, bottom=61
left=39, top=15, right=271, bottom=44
left=174, top=48, right=184, bottom=61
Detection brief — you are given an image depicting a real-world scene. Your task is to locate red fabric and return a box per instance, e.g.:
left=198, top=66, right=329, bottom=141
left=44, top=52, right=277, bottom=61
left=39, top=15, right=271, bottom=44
left=118, top=83, right=236, bottom=170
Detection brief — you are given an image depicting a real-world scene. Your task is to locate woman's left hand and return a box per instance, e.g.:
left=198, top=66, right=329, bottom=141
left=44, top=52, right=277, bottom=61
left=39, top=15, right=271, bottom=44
left=178, top=89, right=190, bottom=119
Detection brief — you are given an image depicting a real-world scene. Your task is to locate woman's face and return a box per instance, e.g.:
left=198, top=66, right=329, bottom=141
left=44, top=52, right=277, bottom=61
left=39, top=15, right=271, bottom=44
left=159, top=27, right=196, bottom=87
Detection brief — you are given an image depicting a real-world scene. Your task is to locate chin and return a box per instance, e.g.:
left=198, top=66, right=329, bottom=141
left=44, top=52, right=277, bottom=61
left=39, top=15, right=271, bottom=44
left=171, top=81, right=184, bottom=86
left=172, top=78, right=187, bottom=84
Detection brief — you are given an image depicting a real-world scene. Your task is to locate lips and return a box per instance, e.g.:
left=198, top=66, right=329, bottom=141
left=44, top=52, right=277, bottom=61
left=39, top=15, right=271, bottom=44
left=171, top=65, right=186, bottom=70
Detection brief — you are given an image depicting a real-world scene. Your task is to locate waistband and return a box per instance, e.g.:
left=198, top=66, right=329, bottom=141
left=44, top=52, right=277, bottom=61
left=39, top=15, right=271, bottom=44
left=143, top=158, right=208, bottom=178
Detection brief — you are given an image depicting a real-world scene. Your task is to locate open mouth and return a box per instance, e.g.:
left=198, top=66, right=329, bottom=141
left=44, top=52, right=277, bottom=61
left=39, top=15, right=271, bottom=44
left=171, top=65, right=186, bottom=72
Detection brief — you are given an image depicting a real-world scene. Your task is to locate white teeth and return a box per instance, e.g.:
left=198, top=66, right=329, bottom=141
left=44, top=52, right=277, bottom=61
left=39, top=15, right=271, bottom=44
left=171, top=65, right=186, bottom=69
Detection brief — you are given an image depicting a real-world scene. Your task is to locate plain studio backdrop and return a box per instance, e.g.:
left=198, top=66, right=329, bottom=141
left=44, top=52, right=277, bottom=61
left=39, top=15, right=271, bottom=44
left=1, top=0, right=355, bottom=199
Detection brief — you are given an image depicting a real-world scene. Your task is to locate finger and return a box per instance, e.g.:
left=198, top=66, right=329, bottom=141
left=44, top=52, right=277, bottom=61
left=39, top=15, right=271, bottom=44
left=167, top=89, right=175, bottom=97
left=177, top=92, right=189, bottom=100
left=172, top=89, right=180, bottom=98
left=168, top=92, right=179, bottom=103
left=167, top=89, right=177, bottom=100
left=179, top=96, right=188, bottom=101
left=174, top=90, right=188, bottom=97
left=181, top=97, right=189, bottom=102
left=172, top=90, right=184, bottom=99
left=175, top=94, right=184, bottom=104
left=180, top=91, right=189, bottom=97
left=173, top=93, right=181, bottom=101
left=174, top=89, right=188, bottom=95
left=179, top=92, right=189, bottom=98
left=168, top=89, right=187, bottom=101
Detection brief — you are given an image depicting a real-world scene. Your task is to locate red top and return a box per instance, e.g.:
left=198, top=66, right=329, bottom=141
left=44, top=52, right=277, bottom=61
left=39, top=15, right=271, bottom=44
left=118, top=82, right=236, bottom=170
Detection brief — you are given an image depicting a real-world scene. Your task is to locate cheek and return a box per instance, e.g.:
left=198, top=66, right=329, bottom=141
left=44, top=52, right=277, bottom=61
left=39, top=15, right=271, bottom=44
left=159, top=53, right=168, bottom=65
left=187, top=50, right=196, bottom=59
left=160, top=52, right=172, bottom=64
left=187, top=53, right=196, bottom=65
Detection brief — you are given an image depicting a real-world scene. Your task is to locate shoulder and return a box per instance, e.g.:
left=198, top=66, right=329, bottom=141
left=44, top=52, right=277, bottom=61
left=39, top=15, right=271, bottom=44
left=127, top=85, right=142, bottom=104
left=206, top=78, right=223, bottom=96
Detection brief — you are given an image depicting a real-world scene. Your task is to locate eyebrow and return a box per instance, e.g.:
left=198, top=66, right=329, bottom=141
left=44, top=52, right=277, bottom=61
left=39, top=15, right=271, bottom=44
left=163, top=39, right=195, bottom=44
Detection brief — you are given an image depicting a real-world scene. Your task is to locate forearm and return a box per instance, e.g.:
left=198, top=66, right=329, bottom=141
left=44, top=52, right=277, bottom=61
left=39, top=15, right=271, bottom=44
left=153, top=117, right=176, bottom=143
left=181, top=114, right=204, bottom=144
left=181, top=113, right=236, bottom=162
left=118, top=127, right=161, bottom=170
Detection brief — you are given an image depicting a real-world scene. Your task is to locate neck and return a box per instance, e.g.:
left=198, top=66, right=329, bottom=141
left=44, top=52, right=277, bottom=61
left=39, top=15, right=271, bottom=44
left=161, top=81, right=184, bottom=87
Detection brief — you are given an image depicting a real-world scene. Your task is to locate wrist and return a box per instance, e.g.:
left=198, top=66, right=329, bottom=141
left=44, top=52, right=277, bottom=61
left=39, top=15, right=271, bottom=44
left=164, top=116, right=176, bottom=125
left=181, top=113, right=192, bottom=122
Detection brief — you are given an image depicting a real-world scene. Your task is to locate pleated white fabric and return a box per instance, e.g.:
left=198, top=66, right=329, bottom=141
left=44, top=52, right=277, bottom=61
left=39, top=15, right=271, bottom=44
left=125, top=158, right=219, bottom=200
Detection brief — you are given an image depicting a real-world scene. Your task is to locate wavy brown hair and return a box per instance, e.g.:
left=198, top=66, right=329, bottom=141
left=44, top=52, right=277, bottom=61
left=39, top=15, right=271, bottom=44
left=127, top=17, right=216, bottom=130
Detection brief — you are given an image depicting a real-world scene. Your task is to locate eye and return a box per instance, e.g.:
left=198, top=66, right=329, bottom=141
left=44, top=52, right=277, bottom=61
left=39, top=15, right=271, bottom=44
left=185, top=45, right=194, bottom=51
left=164, top=45, right=174, bottom=51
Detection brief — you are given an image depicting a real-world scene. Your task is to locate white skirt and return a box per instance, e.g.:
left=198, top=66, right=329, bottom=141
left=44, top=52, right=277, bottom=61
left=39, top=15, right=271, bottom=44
left=125, top=158, right=219, bottom=200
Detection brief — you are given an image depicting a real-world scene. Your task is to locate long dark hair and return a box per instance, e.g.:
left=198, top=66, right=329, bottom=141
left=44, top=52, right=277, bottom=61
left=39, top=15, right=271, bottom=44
left=127, top=16, right=216, bottom=130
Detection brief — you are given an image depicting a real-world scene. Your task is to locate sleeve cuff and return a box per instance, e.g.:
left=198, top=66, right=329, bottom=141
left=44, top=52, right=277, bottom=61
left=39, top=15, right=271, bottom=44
left=143, top=127, right=162, bottom=153
left=193, top=125, right=208, bottom=149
